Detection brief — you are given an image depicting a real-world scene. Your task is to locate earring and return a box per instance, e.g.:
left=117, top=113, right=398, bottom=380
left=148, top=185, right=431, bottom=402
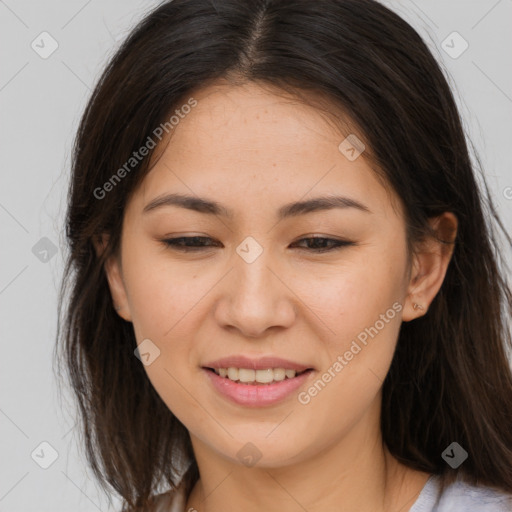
left=114, top=304, right=121, bottom=311
left=413, top=303, right=424, bottom=311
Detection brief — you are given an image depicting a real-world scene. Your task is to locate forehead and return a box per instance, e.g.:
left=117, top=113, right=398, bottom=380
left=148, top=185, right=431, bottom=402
left=129, top=81, right=401, bottom=221
left=173, top=81, right=354, bottom=156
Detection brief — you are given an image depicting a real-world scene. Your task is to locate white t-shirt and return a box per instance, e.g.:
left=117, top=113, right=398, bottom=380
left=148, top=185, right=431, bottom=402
left=150, top=473, right=512, bottom=511
left=410, top=474, right=512, bottom=511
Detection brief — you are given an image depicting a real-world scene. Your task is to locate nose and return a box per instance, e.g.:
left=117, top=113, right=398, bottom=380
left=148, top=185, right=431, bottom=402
left=214, top=251, right=297, bottom=338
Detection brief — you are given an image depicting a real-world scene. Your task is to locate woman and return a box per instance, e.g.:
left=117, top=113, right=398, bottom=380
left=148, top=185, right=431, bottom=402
left=55, top=0, right=512, bottom=510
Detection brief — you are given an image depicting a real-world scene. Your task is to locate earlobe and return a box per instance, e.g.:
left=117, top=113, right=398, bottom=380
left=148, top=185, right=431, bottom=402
left=93, top=233, right=133, bottom=322
left=402, top=212, right=458, bottom=322
left=104, top=256, right=132, bottom=322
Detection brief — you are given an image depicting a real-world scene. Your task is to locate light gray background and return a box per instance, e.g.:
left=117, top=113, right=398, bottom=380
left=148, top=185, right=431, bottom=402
left=1, top=1, right=511, bottom=510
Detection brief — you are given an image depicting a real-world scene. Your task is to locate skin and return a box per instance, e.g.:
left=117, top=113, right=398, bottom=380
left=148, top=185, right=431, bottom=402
left=99, top=80, right=457, bottom=512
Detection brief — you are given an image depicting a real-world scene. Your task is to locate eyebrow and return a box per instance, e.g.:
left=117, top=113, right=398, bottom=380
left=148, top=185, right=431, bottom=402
left=143, top=193, right=372, bottom=219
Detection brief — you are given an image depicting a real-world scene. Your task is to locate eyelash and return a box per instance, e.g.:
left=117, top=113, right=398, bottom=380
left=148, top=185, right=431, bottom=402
left=160, top=236, right=355, bottom=253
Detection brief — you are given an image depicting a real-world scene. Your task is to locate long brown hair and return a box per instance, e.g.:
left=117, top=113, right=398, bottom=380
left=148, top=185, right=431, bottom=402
left=54, top=0, right=512, bottom=510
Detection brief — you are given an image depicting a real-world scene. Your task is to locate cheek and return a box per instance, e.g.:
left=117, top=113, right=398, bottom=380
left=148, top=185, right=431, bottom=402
left=303, top=253, right=406, bottom=350
left=119, top=242, right=216, bottom=423
left=291, top=300, right=402, bottom=456
left=296, top=239, right=406, bottom=399
left=121, top=242, right=208, bottom=339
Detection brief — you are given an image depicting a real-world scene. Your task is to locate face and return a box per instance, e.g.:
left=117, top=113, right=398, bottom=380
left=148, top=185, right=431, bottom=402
left=104, top=81, right=427, bottom=468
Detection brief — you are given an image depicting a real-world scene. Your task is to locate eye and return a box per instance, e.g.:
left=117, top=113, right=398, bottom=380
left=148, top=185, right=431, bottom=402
left=290, top=236, right=355, bottom=253
left=161, top=236, right=220, bottom=252
left=160, top=236, right=354, bottom=253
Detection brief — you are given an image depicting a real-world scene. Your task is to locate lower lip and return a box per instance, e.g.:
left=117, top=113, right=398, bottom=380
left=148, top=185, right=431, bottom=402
left=202, top=368, right=314, bottom=407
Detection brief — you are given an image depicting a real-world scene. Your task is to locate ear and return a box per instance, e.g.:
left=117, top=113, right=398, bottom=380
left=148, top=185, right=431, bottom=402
left=93, top=234, right=132, bottom=322
left=402, top=212, right=458, bottom=322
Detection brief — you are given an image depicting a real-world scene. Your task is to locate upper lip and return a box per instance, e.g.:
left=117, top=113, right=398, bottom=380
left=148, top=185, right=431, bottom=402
left=202, top=355, right=314, bottom=372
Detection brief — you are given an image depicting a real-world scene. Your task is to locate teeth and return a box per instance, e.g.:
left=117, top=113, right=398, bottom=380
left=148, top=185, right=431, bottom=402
left=256, top=369, right=274, bottom=383
left=273, top=368, right=286, bottom=381
left=213, top=367, right=305, bottom=384
left=239, top=368, right=255, bottom=383
left=227, top=367, right=238, bottom=380
left=285, top=369, right=296, bottom=379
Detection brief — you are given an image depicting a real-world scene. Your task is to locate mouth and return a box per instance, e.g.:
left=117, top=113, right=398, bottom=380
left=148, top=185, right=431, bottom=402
left=201, top=361, right=316, bottom=407
left=203, top=366, right=314, bottom=385
left=200, top=355, right=315, bottom=406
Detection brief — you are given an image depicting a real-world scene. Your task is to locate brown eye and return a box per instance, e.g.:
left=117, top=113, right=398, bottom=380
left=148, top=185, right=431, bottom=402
left=161, top=236, right=354, bottom=253
left=290, top=237, right=355, bottom=253
left=161, top=236, right=220, bottom=252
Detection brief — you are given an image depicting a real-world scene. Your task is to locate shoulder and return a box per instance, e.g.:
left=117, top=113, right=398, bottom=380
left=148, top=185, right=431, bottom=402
left=411, top=474, right=512, bottom=512
left=438, top=479, right=512, bottom=511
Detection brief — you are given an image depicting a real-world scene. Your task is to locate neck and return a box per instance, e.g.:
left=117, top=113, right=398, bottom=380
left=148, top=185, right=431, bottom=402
left=184, top=397, right=430, bottom=512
